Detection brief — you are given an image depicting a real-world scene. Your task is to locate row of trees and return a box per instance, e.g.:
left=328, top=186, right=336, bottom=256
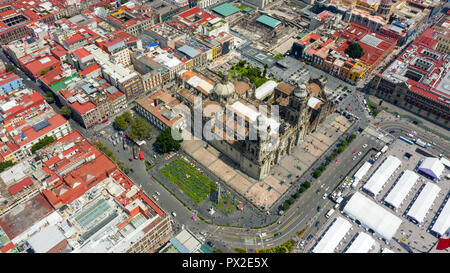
left=93, top=141, right=116, bottom=162
left=313, top=134, right=357, bottom=178
left=281, top=181, right=311, bottom=211
left=31, top=136, right=55, bottom=154
left=0, top=160, right=15, bottom=173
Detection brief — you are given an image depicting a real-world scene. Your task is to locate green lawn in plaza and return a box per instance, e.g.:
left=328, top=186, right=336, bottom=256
left=160, top=157, right=217, bottom=205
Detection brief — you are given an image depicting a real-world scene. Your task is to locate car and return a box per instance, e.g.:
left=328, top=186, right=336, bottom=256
left=316, top=189, right=321, bottom=194
left=317, top=206, right=321, bottom=212
left=322, top=193, right=327, bottom=199
left=259, top=232, right=267, bottom=238
left=307, top=234, right=313, bottom=241
left=352, top=150, right=358, bottom=154
left=362, top=144, right=368, bottom=148
left=155, top=191, right=160, bottom=196
left=274, top=232, right=281, bottom=237
left=299, top=240, right=305, bottom=247
left=315, top=221, right=320, bottom=228
left=130, top=168, right=134, bottom=173
left=207, top=241, right=215, bottom=248
left=128, top=158, right=133, bottom=162
left=171, top=212, right=176, bottom=217
left=352, top=156, right=356, bottom=160
left=190, top=216, right=197, bottom=221
left=358, top=152, right=362, bottom=156
left=152, top=195, right=159, bottom=201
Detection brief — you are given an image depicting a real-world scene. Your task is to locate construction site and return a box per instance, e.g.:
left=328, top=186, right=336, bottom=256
left=229, top=1, right=310, bottom=55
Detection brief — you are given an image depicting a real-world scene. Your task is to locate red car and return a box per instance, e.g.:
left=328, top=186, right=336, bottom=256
left=129, top=158, right=133, bottom=162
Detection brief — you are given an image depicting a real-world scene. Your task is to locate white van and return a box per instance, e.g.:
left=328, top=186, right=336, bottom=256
left=325, top=209, right=335, bottom=219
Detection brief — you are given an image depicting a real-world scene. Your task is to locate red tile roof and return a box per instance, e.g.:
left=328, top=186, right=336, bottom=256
left=72, top=48, right=91, bottom=59
left=15, top=113, right=68, bottom=146
left=8, top=177, right=33, bottom=195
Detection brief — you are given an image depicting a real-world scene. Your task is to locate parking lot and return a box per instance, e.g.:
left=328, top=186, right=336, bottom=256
left=305, top=138, right=450, bottom=253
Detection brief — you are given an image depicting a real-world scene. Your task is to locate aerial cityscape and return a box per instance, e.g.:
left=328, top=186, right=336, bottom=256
left=0, top=0, right=448, bottom=257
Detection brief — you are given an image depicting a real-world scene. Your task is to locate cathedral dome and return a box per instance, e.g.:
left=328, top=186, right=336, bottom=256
left=294, top=83, right=307, bottom=98
left=214, top=81, right=235, bottom=97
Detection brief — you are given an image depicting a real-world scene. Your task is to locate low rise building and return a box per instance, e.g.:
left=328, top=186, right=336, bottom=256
left=57, top=76, right=127, bottom=128
left=370, top=27, right=450, bottom=129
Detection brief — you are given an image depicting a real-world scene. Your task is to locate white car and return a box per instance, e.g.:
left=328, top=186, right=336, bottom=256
left=171, top=212, right=176, bottom=217
left=322, top=193, right=327, bottom=199
left=358, top=152, right=362, bottom=156
left=155, top=191, right=160, bottom=196
left=362, top=144, right=368, bottom=148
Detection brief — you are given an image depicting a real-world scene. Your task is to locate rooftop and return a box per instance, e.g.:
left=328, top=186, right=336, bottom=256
left=256, top=15, right=281, bottom=29
left=212, top=3, right=240, bottom=17
left=0, top=193, right=54, bottom=240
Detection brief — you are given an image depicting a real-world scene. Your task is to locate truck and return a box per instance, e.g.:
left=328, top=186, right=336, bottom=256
left=140, top=151, right=144, bottom=160
left=415, top=138, right=428, bottom=148
left=336, top=196, right=343, bottom=204
left=381, top=145, right=388, bottom=153
left=325, top=209, right=335, bottom=219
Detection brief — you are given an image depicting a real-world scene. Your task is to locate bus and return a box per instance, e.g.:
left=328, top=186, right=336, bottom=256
left=140, top=151, right=144, bottom=160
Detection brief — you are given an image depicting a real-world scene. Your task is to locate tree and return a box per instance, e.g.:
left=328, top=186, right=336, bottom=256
left=346, top=42, right=364, bottom=59
left=313, top=170, right=322, bottom=178
left=0, top=160, right=15, bottom=173
left=337, top=146, right=345, bottom=153
left=93, top=141, right=116, bottom=161
left=44, top=91, right=55, bottom=103
left=282, top=202, right=290, bottom=211
left=114, top=115, right=128, bottom=131
left=288, top=197, right=295, bottom=205
left=156, top=128, right=182, bottom=153
left=304, top=181, right=311, bottom=188
left=130, top=117, right=152, bottom=141
left=5, top=64, right=16, bottom=74
left=31, top=136, right=55, bottom=154
left=299, top=186, right=306, bottom=193
left=329, top=154, right=335, bottom=160
left=60, top=106, right=71, bottom=118
left=294, top=192, right=300, bottom=199
left=340, top=140, right=347, bottom=147
left=117, top=160, right=130, bottom=174
left=318, top=165, right=326, bottom=172
left=122, top=111, right=133, bottom=123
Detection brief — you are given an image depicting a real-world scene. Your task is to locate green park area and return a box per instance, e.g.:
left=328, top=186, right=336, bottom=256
left=227, top=61, right=274, bottom=88
left=160, top=157, right=217, bottom=204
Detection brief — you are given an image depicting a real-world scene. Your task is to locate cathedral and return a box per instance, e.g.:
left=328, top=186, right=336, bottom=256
left=173, top=69, right=335, bottom=180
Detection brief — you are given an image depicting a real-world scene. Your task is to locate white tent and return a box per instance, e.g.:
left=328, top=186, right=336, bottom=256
left=353, top=162, right=373, bottom=184
left=406, top=182, right=440, bottom=223
left=345, top=232, right=375, bottom=253
left=418, top=157, right=444, bottom=179
left=431, top=198, right=450, bottom=236
left=384, top=170, right=419, bottom=209
left=363, top=155, right=401, bottom=197
left=312, top=217, right=352, bottom=253
left=255, top=80, right=277, bottom=100
left=381, top=248, right=394, bottom=253
left=343, top=192, right=403, bottom=241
